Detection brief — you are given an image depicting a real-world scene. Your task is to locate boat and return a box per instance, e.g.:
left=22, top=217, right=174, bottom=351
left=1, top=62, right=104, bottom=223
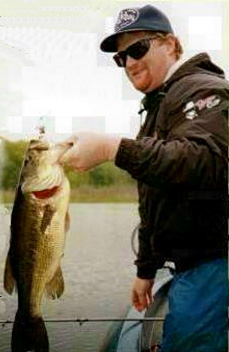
left=100, top=267, right=174, bottom=352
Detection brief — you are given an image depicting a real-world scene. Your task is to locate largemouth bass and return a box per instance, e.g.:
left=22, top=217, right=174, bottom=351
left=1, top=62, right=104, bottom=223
left=4, top=139, right=72, bottom=352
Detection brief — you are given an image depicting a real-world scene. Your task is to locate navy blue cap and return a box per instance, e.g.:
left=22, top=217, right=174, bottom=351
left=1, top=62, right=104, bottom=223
left=100, top=5, right=174, bottom=52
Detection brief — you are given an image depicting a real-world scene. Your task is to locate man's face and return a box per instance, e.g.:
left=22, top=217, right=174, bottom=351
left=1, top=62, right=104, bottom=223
left=116, top=31, right=176, bottom=93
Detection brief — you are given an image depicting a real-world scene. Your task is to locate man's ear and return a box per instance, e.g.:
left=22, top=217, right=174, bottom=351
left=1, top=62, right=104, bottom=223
left=165, top=34, right=177, bottom=57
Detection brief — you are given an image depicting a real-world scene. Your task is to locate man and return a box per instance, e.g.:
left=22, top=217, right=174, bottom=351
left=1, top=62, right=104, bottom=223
left=62, top=5, right=229, bottom=352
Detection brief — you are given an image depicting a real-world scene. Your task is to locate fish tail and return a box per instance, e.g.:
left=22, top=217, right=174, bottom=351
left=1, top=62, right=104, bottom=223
left=12, top=310, right=49, bottom=352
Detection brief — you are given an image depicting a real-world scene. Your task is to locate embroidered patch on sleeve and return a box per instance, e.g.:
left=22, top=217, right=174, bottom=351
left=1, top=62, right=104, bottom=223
left=195, top=95, right=221, bottom=111
left=183, top=95, right=221, bottom=120
left=183, top=101, right=198, bottom=120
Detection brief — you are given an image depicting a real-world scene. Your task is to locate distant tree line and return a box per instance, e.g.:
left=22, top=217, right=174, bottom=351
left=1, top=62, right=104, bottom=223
left=1, top=139, right=135, bottom=190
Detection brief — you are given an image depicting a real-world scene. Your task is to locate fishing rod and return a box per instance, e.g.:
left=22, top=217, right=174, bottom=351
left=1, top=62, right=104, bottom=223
left=0, top=317, right=164, bottom=326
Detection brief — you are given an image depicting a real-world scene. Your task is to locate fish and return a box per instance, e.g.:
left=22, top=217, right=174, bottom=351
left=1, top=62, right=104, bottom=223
left=4, top=138, right=72, bottom=352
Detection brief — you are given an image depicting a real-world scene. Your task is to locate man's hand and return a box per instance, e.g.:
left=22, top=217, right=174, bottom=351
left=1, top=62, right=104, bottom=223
left=60, top=132, right=121, bottom=171
left=132, top=277, right=154, bottom=312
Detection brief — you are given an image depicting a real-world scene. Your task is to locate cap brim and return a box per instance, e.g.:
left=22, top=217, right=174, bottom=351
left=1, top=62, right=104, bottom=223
left=100, top=27, right=171, bottom=52
left=100, top=32, right=119, bottom=53
left=100, top=28, right=156, bottom=52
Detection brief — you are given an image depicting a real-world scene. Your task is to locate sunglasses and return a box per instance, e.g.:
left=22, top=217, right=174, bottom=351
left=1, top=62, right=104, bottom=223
left=113, top=37, right=156, bottom=67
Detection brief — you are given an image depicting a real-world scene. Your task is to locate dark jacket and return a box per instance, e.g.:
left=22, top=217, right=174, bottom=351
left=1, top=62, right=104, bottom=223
left=115, top=53, right=229, bottom=279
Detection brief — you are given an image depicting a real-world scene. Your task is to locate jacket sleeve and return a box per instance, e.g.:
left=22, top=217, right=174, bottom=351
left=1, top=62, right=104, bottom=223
left=115, top=89, right=228, bottom=189
left=134, top=223, right=166, bottom=279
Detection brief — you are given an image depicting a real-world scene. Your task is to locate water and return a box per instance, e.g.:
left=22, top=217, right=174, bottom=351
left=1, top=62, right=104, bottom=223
left=0, top=203, right=139, bottom=352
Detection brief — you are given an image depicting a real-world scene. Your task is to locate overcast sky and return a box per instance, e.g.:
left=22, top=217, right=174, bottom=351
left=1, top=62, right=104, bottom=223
left=0, top=0, right=228, bottom=141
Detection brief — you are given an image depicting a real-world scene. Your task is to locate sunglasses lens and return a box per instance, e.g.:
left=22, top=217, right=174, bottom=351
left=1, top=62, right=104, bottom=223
left=128, top=40, right=150, bottom=60
left=113, top=52, right=126, bottom=67
left=113, top=38, right=153, bottom=67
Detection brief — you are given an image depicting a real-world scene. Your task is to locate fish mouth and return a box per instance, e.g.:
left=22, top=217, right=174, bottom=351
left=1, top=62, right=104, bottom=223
left=21, top=165, right=64, bottom=198
left=32, top=185, right=61, bottom=199
left=21, top=140, right=72, bottom=198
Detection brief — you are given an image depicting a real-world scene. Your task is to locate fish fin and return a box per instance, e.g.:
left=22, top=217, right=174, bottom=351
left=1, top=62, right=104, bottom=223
left=65, top=209, right=70, bottom=233
left=4, top=253, right=15, bottom=295
left=12, top=311, right=49, bottom=352
left=45, top=266, right=64, bottom=300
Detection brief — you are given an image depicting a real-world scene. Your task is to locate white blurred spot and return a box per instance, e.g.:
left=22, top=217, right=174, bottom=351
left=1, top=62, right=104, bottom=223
left=105, top=17, right=115, bottom=34
left=55, top=116, right=72, bottom=134
left=7, top=116, right=23, bottom=134
left=188, top=16, right=222, bottom=50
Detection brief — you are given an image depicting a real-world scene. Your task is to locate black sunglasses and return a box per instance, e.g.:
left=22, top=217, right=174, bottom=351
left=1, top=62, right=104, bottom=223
left=113, top=37, right=156, bottom=67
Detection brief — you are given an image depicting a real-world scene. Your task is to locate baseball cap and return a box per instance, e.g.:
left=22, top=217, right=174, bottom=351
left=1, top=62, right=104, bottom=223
left=100, top=5, right=174, bottom=52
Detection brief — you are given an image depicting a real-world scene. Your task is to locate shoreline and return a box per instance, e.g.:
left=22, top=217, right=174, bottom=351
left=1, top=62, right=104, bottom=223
left=0, top=185, right=138, bottom=204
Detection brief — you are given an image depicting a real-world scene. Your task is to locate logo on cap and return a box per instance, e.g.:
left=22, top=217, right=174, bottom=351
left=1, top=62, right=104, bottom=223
left=115, top=8, right=140, bottom=32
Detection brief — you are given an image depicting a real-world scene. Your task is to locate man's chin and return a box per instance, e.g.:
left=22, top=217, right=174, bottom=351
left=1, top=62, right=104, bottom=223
left=131, top=75, right=150, bottom=93
left=133, top=81, right=149, bottom=93
left=132, top=78, right=158, bottom=93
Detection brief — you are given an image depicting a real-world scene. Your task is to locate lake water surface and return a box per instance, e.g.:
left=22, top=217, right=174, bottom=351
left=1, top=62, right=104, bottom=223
left=0, top=203, right=139, bottom=352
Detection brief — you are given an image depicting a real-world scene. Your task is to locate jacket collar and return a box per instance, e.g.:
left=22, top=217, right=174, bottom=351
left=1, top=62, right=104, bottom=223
left=142, top=52, right=225, bottom=110
left=163, top=56, right=187, bottom=83
left=163, top=52, right=225, bottom=88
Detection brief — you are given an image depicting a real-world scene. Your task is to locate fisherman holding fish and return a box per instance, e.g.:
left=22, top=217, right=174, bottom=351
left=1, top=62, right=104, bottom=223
left=62, top=4, right=229, bottom=352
